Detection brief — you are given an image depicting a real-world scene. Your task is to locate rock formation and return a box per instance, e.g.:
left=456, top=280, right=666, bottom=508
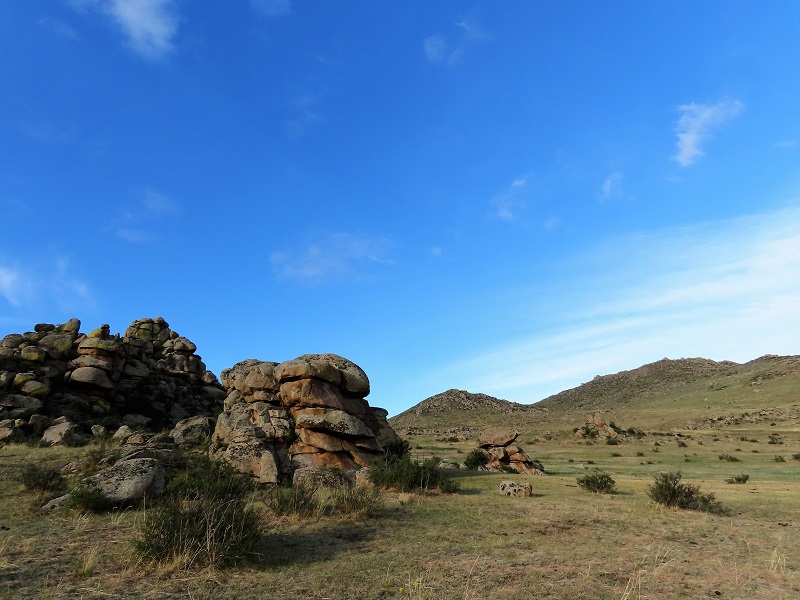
left=575, top=412, right=625, bottom=441
left=498, top=480, right=533, bottom=497
left=475, top=429, right=545, bottom=475
left=0, top=317, right=226, bottom=433
left=212, top=354, right=398, bottom=484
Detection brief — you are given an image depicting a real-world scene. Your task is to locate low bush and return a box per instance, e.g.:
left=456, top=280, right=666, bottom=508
left=605, top=437, right=619, bottom=446
left=134, top=458, right=261, bottom=568
left=18, top=463, right=66, bottom=493
left=792, top=453, right=800, bottom=461
left=725, top=474, right=750, bottom=484
left=577, top=471, right=616, bottom=494
left=774, top=455, right=786, bottom=463
left=368, top=455, right=459, bottom=493
left=718, top=454, right=740, bottom=462
left=647, top=471, right=727, bottom=515
left=463, top=448, right=489, bottom=470
left=382, top=438, right=411, bottom=462
left=266, top=483, right=321, bottom=518
left=67, top=486, right=116, bottom=513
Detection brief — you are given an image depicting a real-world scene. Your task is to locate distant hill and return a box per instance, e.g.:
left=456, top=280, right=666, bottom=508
left=535, top=357, right=740, bottom=411
left=390, top=355, right=800, bottom=435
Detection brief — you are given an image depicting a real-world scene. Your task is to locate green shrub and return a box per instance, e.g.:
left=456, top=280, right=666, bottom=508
left=325, top=485, right=384, bottom=517
left=382, top=438, right=411, bottom=462
left=576, top=471, right=616, bottom=494
left=463, top=448, right=489, bottom=470
left=636, top=451, right=645, bottom=457
left=368, top=455, right=459, bottom=493
left=725, top=474, right=750, bottom=484
left=67, top=486, right=116, bottom=513
left=18, top=464, right=66, bottom=493
left=610, top=452, right=622, bottom=457
left=647, top=471, right=727, bottom=515
left=792, top=453, right=800, bottom=461
left=774, top=455, right=786, bottom=463
left=134, top=459, right=261, bottom=568
left=605, top=437, right=619, bottom=445
left=718, top=454, right=740, bottom=462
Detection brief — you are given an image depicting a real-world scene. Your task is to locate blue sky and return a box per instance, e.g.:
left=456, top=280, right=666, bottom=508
left=2, top=1, right=799, bottom=416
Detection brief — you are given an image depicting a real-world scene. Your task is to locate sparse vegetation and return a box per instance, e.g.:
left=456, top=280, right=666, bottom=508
left=647, top=471, right=727, bottom=515
left=577, top=471, right=617, bottom=494
left=134, top=457, right=261, bottom=568
left=774, top=455, right=786, bottom=462
left=725, top=474, right=750, bottom=484
left=463, top=448, right=489, bottom=470
left=368, top=455, right=460, bottom=494
left=18, top=463, right=66, bottom=493
left=718, top=453, right=740, bottom=462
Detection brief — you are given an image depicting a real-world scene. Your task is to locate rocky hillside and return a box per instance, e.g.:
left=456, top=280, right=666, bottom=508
left=390, top=355, right=800, bottom=435
left=390, top=389, right=546, bottom=436
left=535, top=357, right=741, bottom=411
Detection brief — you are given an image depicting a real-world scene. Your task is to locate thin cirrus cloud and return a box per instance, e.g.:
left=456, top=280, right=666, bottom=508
left=491, top=177, right=527, bottom=221
left=73, top=0, right=179, bottom=60
left=270, top=232, right=394, bottom=284
left=437, top=204, right=800, bottom=404
left=0, top=257, right=93, bottom=313
left=116, top=189, right=180, bottom=242
left=424, top=18, right=486, bottom=66
left=672, top=99, right=743, bottom=167
left=251, top=0, right=291, bottom=17
left=600, top=172, right=623, bottom=201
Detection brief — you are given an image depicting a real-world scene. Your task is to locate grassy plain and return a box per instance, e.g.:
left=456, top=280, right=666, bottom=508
left=0, top=355, right=798, bottom=598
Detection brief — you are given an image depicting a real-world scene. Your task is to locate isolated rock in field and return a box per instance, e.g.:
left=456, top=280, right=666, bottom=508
left=474, top=430, right=545, bottom=475
left=478, top=428, right=519, bottom=448
left=213, top=354, right=398, bottom=483
left=87, top=457, right=166, bottom=504
left=498, top=481, right=533, bottom=497
left=575, top=412, right=624, bottom=441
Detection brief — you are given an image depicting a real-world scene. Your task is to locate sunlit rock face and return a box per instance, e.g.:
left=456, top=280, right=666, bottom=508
left=0, top=317, right=226, bottom=432
left=212, top=354, right=397, bottom=484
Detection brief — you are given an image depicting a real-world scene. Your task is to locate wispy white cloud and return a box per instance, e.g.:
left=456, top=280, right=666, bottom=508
left=271, top=232, right=394, bottom=284
left=74, top=0, right=179, bottom=60
left=286, top=93, right=322, bottom=141
left=115, top=188, right=179, bottom=242
left=143, top=189, right=181, bottom=215
left=673, top=99, right=743, bottom=166
left=0, top=257, right=93, bottom=312
left=491, top=177, right=528, bottom=221
left=542, top=217, right=561, bottom=231
left=438, top=205, right=800, bottom=403
left=424, top=17, right=486, bottom=66
left=600, top=172, right=623, bottom=201
left=38, top=16, right=79, bottom=40
left=775, top=140, right=796, bottom=149
left=252, top=0, right=290, bottom=17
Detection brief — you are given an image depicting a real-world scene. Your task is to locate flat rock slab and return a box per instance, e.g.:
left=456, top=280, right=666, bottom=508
left=478, top=428, right=519, bottom=448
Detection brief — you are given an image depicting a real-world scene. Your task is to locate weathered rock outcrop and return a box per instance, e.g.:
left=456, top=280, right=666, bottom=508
left=0, top=318, right=226, bottom=433
left=212, top=354, right=397, bottom=484
left=575, top=412, right=625, bottom=441
left=475, top=428, right=545, bottom=475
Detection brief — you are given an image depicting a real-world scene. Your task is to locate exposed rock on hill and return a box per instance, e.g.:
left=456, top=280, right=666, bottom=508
left=212, top=354, right=398, bottom=484
left=536, top=358, right=741, bottom=411
left=0, top=317, right=226, bottom=432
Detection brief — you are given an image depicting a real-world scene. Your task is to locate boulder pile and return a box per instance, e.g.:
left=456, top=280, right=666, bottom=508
left=212, top=354, right=399, bottom=484
left=0, top=317, right=226, bottom=433
left=575, top=412, right=624, bottom=441
left=475, top=429, right=545, bottom=475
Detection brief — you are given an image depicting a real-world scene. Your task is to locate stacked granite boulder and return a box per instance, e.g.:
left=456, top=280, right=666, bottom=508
left=212, top=354, right=398, bottom=484
left=475, top=429, right=545, bottom=475
left=0, top=317, right=225, bottom=434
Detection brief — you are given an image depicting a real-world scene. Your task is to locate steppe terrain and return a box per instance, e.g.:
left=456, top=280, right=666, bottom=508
left=2, top=355, right=798, bottom=599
